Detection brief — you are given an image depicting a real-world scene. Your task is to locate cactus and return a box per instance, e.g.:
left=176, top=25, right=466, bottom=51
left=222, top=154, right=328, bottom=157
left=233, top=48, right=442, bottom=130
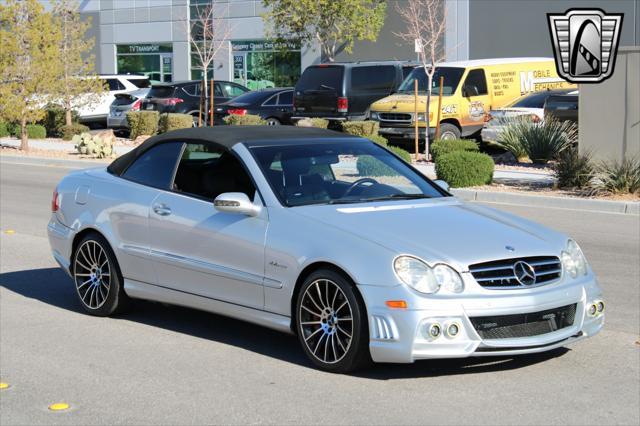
left=74, top=132, right=114, bottom=158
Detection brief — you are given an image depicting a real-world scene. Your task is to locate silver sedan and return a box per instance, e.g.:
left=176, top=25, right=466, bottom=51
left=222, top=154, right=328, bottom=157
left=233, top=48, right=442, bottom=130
left=47, top=126, right=604, bottom=373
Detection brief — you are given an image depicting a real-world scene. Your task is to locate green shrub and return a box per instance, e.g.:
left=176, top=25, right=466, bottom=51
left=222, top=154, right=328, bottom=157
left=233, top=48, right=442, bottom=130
left=496, top=116, right=576, bottom=164
left=388, top=145, right=412, bottom=163
left=435, top=151, right=494, bottom=187
left=342, top=120, right=380, bottom=137
left=430, top=138, right=479, bottom=162
left=158, top=113, right=193, bottom=133
left=61, top=123, right=90, bottom=141
left=367, top=134, right=388, bottom=146
left=590, top=157, right=640, bottom=194
left=223, top=114, right=265, bottom=126
left=14, top=124, right=47, bottom=139
left=0, top=121, right=9, bottom=138
left=73, top=132, right=114, bottom=158
left=356, top=155, right=394, bottom=177
left=127, top=111, right=159, bottom=139
left=40, top=104, right=78, bottom=138
left=6, top=122, right=18, bottom=137
left=554, top=149, right=595, bottom=189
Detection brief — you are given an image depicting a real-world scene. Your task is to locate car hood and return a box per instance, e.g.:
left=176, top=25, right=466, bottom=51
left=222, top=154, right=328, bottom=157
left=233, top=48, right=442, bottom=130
left=292, top=198, right=565, bottom=271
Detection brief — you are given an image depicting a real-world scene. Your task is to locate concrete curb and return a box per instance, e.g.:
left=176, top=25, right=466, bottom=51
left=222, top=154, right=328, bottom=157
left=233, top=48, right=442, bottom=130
left=452, top=188, right=639, bottom=215
left=2, top=154, right=638, bottom=216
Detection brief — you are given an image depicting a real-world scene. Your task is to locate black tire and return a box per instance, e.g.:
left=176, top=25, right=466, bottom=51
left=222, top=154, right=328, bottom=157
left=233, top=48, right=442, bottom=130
left=295, top=269, right=371, bottom=373
left=439, top=123, right=461, bottom=140
left=72, top=232, right=129, bottom=316
left=265, top=117, right=281, bottom=126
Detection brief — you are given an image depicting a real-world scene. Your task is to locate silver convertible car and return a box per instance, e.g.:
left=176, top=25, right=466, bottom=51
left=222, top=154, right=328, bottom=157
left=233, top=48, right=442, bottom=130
left=48, top=126, right=605, bottom=372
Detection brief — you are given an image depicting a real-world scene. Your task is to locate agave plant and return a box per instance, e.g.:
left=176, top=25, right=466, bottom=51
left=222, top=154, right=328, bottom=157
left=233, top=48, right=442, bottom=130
left=554, top=148, right=595, bottom=189
left=496, top=116, right=577, bottom=164
left=590, top=157, right=640, bottom=194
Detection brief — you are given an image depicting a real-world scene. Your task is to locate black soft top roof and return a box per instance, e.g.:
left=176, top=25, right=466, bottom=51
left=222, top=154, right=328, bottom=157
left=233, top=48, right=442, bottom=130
left=107, top=126, right=358, bottom=176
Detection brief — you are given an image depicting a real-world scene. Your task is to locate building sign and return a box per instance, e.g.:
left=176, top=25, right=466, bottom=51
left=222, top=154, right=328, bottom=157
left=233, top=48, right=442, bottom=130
left=231, top=40, right=300, bottom=52
left=234, top=55, right=244, bottom=70
left=117, top=44, right=173, bottom=54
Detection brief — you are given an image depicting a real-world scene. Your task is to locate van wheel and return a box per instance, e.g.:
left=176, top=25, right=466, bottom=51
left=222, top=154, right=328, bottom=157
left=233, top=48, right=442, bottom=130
left=296, top=269, right=371, bottom=373
left=72, top=233, right=129, bottom=316
left=439, top=123, right=461, bottom=140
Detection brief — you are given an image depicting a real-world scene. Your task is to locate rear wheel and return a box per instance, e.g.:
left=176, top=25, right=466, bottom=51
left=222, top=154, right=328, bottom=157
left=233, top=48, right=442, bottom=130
left=72, top=233, right=129, bottom=316
left=265, top=117, right=281, bottom=126
left=296, top=269, right=371, bottom=373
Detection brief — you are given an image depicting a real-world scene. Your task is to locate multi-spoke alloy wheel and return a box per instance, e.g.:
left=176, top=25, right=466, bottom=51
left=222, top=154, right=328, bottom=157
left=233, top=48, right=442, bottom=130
left=296, top=269, right=370, bottom=373
left=72, top=233, right=129, bottom=316
left=299, top=279, right=353, bottom=364
left=74, top=240, right=111, bottom=310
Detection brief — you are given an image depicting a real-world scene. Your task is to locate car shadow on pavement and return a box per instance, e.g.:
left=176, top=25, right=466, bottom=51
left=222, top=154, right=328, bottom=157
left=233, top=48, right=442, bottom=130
left=1, top=267, right=570, bottom=379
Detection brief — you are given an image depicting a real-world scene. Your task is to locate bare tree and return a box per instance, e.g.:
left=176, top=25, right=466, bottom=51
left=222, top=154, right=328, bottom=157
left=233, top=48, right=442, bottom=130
left=187, top=2, right=232, bottom=125
left=395, top=0, right=446, bottom=160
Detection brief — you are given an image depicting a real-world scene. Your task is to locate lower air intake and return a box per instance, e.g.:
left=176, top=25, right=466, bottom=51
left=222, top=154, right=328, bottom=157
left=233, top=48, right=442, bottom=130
left=470, top=304, right=577, bottom=339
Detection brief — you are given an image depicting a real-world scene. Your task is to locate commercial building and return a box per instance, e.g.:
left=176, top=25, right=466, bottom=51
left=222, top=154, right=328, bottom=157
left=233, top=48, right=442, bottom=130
left=78, top=0, right=639, bottom=86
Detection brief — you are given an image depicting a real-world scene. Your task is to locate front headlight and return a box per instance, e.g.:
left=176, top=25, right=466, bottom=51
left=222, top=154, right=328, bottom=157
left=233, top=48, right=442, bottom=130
left=561, top=239, right=588, bottom=278
left=416, top=113, right=426, bottom=122
left=393, top=256, right=464, bottom=294
left=370, top=112, right=379, bottom=120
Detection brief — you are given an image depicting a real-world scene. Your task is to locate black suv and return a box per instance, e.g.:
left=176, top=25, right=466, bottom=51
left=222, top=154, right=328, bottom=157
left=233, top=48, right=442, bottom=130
left=293, top=61, right=417, bottom=122
left=141, top=80, right=249, bottom=125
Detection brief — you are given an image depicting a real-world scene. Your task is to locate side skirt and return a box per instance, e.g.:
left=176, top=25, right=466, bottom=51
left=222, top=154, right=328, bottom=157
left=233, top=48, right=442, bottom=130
left=124, top=278, right=293, bottom=334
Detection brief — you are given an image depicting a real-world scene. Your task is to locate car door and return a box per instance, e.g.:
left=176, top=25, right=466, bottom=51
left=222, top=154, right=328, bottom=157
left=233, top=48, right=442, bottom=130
left=275, top=90, right=294, bottom=124
left=113, top=141, right=186, bottom=285
left=147, top=142, right=266, bottom=309
left=460, top=68, right=492, bottom=135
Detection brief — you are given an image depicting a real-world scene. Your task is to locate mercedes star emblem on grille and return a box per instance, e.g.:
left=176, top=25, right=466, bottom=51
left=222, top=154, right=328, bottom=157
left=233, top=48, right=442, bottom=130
left=513, top=260, right=536, bottom=286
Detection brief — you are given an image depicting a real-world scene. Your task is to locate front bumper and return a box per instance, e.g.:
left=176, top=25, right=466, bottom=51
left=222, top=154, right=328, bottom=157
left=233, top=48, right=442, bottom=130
left=480, top=126, right=503, bottom=143
left=358, top=274, right=604, bottom=363
left=378, top=125, right=435, bottom=139
left=107, top=114, right=129, bottom=129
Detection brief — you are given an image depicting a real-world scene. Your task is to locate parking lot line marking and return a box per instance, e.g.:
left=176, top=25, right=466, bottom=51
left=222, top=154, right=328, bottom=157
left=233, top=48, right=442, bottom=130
left=48, top=403, right=70, bottom=411
left=0, top=382, right=9, bottom=389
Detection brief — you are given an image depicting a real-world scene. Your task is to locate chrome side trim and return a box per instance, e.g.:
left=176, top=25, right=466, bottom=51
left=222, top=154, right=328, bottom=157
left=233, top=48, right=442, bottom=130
left=148, top=249, right=269, bottom=287
left=123, top=278, right=292, bottom=334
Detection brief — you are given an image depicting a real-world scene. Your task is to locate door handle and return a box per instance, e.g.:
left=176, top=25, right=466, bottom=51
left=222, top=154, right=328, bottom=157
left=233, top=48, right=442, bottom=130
left=153, top=203, right=172, bottom=216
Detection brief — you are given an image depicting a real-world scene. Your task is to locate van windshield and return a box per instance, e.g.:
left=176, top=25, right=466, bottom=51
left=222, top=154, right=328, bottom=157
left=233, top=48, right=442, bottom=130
left=397, top=67, right=465, bottom=96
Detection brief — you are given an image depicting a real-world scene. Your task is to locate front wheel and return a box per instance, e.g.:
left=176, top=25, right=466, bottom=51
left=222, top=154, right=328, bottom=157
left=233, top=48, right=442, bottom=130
left=438, top=123, right=461, bottom=140
left=72, top=233, right=129, bottom=316
left=296, top=269, right=371, bottom=373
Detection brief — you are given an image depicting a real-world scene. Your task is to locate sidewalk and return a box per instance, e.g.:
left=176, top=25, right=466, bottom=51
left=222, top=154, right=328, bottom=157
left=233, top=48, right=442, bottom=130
left=0, top=138, right=133, bottom=156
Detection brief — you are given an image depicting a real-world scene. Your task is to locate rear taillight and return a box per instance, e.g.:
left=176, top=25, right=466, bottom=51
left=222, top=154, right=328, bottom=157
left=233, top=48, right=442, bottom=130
left=131, top=99, right=142, bottom=111
left=51, top=189, right=59, bottom=212
left=228, top=108, right=247, bottom=116
left=337, top=97, right=348, bottom=113
left=159, top=98, right=184, bottom=106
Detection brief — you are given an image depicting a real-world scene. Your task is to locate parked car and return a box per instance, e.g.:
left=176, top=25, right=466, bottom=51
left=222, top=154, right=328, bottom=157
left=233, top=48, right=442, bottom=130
left=77, top=74, right=151, bottom=127
left=544, top=93, right=579, bottom=124
left=293, top=61, right=418, bottom=123
left=481, top=88, right=578, bottom=143
left=48, top=126, right=604, bottom=373
left=141, top=80, right=249, bottom=126
left=106, top=88, right=150, bottom=134
left=215, top=88, right=293, bottom=125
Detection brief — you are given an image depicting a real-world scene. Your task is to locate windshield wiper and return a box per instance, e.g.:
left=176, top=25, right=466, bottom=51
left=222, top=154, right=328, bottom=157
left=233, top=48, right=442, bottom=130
left=359, top=194, right=432, bottom=202
left=319, top=84, right=335, bottom=91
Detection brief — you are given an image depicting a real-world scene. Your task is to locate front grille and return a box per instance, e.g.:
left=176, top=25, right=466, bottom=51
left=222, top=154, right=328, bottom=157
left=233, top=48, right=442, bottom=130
left=470, top=304, right=577, bottom=339
left=469, top=256, right=562, bottom=289
left=379, top=112, right=412, bottom=123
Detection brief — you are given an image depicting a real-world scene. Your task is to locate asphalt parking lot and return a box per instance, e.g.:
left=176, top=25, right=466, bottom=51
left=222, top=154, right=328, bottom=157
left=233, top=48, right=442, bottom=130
left=1, top=159, right=639, bottom=425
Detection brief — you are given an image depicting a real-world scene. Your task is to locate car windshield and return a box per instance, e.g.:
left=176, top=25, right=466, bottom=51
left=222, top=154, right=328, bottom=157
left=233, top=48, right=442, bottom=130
left=397, top=67, right=465, bottom=96
left=249, top=140, right=446, bottom=207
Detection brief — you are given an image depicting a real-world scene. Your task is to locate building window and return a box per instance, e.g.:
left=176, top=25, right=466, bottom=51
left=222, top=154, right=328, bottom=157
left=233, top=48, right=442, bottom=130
left=116, top=44, right=173, bottom=84
left=230, top=40, right=301, bottom=89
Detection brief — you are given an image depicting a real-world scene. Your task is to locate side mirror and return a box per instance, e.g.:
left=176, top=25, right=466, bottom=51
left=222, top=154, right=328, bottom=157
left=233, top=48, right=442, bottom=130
left=214, top=192, right=261, bottom=217
left=462, top=85, right=479, bottom=97
left=434, top=179, right=450, bottom=192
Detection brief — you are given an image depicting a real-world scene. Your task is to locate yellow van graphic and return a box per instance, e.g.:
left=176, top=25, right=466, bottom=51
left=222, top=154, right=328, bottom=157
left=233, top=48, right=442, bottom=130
left=369, top=58, right=574, bottom=140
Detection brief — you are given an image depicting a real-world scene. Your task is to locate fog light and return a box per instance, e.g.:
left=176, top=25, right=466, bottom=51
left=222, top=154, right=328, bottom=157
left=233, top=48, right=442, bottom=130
left=446, top=322, right=460, bottom=338
left=428, top=323, right=441, bottom=339
left=587, top=304, right=597, bottom=316
left=596, top=300, right=605, bottom=313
